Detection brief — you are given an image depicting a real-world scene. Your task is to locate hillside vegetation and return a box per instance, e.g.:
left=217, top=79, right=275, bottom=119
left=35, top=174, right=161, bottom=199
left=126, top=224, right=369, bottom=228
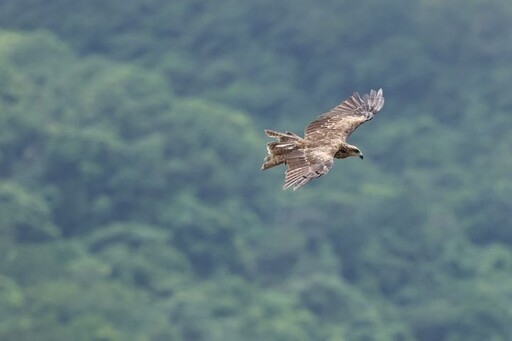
left=0, top=1, right=511, bottom=340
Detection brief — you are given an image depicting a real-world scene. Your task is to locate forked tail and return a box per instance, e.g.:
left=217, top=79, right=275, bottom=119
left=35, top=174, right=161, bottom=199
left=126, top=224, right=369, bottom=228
left=261, top=129, right=304, bottom=170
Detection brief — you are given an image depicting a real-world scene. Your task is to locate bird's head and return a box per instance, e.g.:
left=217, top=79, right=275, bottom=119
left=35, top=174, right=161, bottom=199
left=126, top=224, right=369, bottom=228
left=349, top=146, right=364, bottom=159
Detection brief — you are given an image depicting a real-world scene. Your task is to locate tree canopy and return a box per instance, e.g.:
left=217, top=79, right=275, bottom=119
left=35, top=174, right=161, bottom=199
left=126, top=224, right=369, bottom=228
left=0, top=1, right=511, bottom=340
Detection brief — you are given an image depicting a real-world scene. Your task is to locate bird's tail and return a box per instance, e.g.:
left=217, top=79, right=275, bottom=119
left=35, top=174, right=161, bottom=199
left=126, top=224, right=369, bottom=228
left=261, top=129, right=303, bottom=170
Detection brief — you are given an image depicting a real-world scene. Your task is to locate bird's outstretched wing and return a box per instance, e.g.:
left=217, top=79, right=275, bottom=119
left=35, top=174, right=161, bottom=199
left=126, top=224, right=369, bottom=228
left=304, top=88, right=385, bottom=144
left=283, top=148, right=334, bottom=190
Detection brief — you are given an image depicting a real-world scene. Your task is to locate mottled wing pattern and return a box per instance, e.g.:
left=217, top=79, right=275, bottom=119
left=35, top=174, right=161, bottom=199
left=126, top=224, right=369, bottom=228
left=283, top=148, right=334, bottom=190
left=305, top=88, right=385, bottom=143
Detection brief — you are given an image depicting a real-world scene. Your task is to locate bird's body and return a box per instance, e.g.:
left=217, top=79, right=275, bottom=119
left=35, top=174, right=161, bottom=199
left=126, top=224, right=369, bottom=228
left=262, top=89, right=385, bottom=190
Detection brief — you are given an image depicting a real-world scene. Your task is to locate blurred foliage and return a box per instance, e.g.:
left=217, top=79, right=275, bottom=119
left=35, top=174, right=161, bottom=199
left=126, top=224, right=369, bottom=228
left=0, top=0, right=511, bottom=340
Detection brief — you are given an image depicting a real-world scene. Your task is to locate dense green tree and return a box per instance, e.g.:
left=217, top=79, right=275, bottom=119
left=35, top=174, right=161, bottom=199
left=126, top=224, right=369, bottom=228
left=0, top=0, right=511, bottom=339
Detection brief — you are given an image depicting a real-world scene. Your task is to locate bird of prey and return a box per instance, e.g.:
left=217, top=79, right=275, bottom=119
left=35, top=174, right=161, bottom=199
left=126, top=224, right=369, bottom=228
left=261, top=89, right=385, bottom=190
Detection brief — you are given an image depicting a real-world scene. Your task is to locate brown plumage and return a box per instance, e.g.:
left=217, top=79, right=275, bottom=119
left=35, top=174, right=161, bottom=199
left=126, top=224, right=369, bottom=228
left=262, top=89, right=385, bottom=190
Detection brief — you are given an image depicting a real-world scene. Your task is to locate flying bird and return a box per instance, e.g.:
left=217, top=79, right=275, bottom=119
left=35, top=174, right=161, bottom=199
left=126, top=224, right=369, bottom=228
left=261, top=89, right=385, bottom=190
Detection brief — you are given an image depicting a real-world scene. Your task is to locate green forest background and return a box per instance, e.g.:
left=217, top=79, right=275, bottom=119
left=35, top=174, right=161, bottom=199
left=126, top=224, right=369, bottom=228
left=0, top=1, right=511, bottom=340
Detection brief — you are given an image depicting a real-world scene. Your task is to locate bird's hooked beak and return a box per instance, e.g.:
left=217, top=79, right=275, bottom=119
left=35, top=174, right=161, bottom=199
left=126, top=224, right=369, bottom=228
left=359, top=154, right=364, bottom=160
